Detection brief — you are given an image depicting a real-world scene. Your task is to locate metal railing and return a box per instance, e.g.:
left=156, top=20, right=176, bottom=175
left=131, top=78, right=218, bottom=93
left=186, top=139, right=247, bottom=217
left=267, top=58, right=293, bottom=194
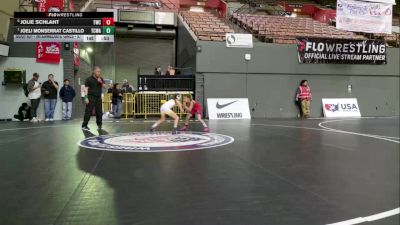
left=103, top=92, right=192, bottom=119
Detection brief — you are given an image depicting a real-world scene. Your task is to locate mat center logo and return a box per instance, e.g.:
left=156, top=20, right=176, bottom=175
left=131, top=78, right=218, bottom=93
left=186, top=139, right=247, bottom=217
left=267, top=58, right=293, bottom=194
left=79, top=132, right=234, bottom=152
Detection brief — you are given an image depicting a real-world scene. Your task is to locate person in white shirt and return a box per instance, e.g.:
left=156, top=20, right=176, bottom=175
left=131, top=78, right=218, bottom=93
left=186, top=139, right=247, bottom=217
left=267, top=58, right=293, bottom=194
left=27, top=73, right=42, bottom=122
left=150, top=94, right=184, bottom=134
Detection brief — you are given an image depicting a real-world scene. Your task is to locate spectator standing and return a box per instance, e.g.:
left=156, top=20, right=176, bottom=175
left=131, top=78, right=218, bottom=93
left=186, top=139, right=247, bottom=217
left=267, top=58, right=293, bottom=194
left=59, top=79, right=76, bottom=120
left=165, top=65, right=176, bottom=76
left=154, top=65, right=162, bottom=75
left=295, top=80, right=312, bottom=118
left=27, top=73, right=41, bottom=122
left=112, top=83, right=123, bottom=119
left=81, top=66, right=107, bottom=131
left=41, top=74, right=59, bottom=121
left=121, top=79, right=134, bottom=93
left=14, top=103, right=32, bottom=121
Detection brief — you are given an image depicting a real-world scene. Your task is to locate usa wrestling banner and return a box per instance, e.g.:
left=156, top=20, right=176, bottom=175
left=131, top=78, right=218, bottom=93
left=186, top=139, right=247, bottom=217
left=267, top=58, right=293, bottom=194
left=36, top=42, right=61, bottom=64
left=296, top=38, right=386, bottom=64
left=322, top=98, right=361, bottom=118
left=36, top=0, right=63, bottom=64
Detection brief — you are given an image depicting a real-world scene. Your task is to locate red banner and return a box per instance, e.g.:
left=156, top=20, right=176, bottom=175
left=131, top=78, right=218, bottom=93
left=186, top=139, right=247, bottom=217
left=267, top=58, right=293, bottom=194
left=36, top=42, right=61, bottom=64
left=36, top=0, right=63, bottom=63
left=37, top=0, right=64, bottom=12
left=69, top=0, right=75, bottom=12
left=73, top=42, right=80, bottom=67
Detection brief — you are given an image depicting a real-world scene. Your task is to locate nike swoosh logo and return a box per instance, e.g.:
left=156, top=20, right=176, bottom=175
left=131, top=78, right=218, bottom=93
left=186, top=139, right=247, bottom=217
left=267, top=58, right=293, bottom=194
left=216, top=100, right=238, bottom=109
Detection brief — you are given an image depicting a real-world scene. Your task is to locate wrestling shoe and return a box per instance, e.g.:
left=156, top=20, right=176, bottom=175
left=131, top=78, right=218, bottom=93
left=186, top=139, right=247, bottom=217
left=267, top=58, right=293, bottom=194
left=203, top=127, right=210, bottom=132
left=179, top=125, right=188, bottom=131
left=172, top=128, right=178, bottom=135
left=81, top=126, right=90, bottom=131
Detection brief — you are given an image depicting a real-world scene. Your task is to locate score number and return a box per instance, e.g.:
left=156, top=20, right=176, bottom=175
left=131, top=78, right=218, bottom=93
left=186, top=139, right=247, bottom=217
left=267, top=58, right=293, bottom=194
left=102, top=18, right=114, bottom=26
left=101, top=18, right=114, bottom=35
left=103, top=26, right=115, bottom=34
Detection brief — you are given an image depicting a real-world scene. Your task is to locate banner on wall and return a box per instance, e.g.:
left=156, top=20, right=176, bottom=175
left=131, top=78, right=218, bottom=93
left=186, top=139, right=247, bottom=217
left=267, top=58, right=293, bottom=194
left=36, top=42, right=61, bottom=64
left=73, top=42, right=80, bottom=67
left=207, top=98, right=251, bottom=120
left=69, top=0, right=75, bottom=12
left=336, top=0, right=393, bottom=34
left=322, top=98, right=362, bottom=118
left=361, top=0, right=395, bottom=3
left=296, top=37, right=386, bottom=64
left=226, top=33, right=253, bottom=48
left=36, top=0, right=63, bottom=63
left=37, top=0, right=64, bottom=12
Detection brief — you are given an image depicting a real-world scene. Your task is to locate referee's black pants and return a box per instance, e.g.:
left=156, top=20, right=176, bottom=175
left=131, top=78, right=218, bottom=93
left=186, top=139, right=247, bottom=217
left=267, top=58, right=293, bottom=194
left=82, top=95, right=103, bottom=128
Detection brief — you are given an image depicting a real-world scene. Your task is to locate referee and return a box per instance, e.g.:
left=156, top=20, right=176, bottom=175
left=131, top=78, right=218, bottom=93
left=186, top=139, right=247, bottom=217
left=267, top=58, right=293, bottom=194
left=81, top=66, right=107, bottom=131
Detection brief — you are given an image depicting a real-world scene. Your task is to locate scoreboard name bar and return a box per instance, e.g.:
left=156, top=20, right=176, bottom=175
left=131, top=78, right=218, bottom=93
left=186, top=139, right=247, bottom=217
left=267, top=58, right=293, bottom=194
left=14, top=18, right=115, bottom=26
left=14, top=34, right=114, bottom=42
left=14, top=12, right=114, bottom=18
left=14, top=27, right=114, bottom=35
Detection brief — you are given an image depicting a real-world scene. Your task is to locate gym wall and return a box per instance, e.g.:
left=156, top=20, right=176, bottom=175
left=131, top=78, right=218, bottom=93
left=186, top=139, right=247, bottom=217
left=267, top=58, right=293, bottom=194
left=0, top=20, right=93, bottom=120
left=195, top=42, right=400, bottom=118
left=0, top=57, right=64, bottom=120
left=94, top=37, right=175, bottom=89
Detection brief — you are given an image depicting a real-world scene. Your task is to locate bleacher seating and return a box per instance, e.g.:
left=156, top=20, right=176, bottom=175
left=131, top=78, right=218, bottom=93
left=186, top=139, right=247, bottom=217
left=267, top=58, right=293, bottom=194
left=231, top=13, right=366, bottom=44
left=371, top=33, right=400, bottom=47
left=180, top=11, right=235, bottom=41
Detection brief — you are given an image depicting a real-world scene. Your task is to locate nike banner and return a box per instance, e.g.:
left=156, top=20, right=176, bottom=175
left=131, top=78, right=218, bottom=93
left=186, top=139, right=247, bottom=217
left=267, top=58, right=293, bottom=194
left=322, top=98, right=361, bottom=118
left=207, top=98, right=251, bottom=120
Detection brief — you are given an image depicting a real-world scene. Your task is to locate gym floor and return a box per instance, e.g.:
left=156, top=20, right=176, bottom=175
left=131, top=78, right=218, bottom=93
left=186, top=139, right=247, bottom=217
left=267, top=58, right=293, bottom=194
left=0, top=117, right=398, bottom=225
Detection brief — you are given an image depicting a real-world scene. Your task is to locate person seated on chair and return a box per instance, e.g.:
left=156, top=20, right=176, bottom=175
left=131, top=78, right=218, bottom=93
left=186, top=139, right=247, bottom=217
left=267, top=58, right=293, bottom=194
left=14, top=103, right=32, bottom=121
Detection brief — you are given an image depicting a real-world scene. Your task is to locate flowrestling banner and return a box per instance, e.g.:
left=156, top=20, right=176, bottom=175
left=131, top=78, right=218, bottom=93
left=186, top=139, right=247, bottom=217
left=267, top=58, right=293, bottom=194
left=296, top=37, right=387, bottom=64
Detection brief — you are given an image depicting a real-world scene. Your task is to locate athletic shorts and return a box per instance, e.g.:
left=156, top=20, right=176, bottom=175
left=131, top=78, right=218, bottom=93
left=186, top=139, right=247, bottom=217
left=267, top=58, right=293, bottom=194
left=191, top=103, right=202, bottom=116
left=160, top=106, right=173, bottom=113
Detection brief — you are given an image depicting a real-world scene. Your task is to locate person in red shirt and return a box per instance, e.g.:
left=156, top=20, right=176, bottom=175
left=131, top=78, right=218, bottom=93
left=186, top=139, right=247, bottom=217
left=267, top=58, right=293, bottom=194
left=180, top=95, right=209, bottom=132
left=295, top=80, right=312, bottom=118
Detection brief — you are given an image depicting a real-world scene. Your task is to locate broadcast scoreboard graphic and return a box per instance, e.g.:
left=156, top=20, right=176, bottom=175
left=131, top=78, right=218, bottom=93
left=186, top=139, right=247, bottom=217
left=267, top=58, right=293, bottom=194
left=13, top=12, right=115, bottom=42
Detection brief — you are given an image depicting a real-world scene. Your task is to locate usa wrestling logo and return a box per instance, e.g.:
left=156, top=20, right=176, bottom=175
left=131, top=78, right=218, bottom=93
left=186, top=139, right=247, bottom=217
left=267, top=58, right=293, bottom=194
left=325, top=103, right=339, bottom=112
left=79, top=132, right=234, bottom=152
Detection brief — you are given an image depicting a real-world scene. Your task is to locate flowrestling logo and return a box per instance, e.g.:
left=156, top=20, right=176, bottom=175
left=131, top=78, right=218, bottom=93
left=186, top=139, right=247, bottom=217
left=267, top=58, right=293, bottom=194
left=79, top=132, right=234, bottom=152
left=296, top=37, right=386, bottom=64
